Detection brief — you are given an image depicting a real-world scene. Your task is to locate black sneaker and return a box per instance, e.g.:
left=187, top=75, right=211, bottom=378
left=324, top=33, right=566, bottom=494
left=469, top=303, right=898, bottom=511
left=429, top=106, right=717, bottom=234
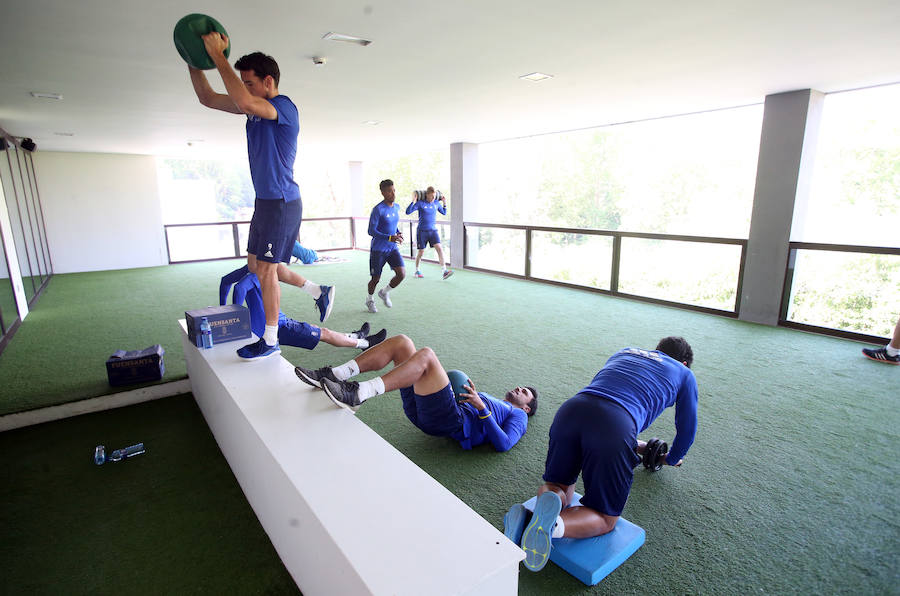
left=362, top=328, right=387, bottom=350
left=862, top=346, right=900, bottom=365
left=353, top=322, right=370, bottom=339
left=294, top=365, right=339, bottom=388
left=321, top=378, right=362, bottom=412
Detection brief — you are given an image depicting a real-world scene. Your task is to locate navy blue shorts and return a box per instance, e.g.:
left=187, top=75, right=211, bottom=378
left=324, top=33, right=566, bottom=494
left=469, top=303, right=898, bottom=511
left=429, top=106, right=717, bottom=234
left=416, top=228, right=441, bottom=250
left=247, top=198, right=302, bottom=263
left=369, top=248, right=405, bottom=277
left=277, top=316, right=321, bottom=350
left=399, top=383, right=463, bottom=437
left=543, top=394, right=641, bottom=517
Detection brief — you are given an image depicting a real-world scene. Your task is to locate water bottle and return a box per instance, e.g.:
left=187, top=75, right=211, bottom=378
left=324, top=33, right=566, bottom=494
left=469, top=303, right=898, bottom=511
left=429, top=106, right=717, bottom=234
left=108, top=442, right=146, bottom=462
left=94, top=445, right=106, bottom=465
left=199, top=317, right=214, bottom=349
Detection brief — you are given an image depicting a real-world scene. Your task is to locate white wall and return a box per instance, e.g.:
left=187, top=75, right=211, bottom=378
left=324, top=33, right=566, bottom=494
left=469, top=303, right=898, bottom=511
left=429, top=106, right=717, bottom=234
left=34, top=152, right=167, bottom=273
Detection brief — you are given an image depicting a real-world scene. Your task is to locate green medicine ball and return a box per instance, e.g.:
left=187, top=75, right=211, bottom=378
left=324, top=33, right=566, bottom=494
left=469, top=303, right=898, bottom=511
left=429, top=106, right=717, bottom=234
left=173, top=13, right=230, bottom=70
left=446, top=370, right=471, bottom=403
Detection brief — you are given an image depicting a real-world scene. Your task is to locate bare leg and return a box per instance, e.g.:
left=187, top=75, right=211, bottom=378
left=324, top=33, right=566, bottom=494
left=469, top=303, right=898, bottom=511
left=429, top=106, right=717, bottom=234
left=415, top=249, right=424, bottom=271
left=434, top=243, right=446, bottom=269
left=891, top=315, right=900, bottom=349
left=319, top=327, right=356, bottom=348
left=538, top=482, right=618, bottom=538
left=250, top=256, right=280, bottom=327
left=367, top=276, right=380, bottom=296
left=387, top=266, right=406, bottom=288
left=277, top=262, right=309, bottom=288
left=349, top=335, right=449, bottom=394
left=354, top=334, right=416, bottom=373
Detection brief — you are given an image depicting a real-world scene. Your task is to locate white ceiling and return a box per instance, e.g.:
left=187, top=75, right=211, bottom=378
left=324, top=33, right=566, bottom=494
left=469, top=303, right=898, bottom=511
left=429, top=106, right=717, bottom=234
left=1, top=0, right=899, bottom=162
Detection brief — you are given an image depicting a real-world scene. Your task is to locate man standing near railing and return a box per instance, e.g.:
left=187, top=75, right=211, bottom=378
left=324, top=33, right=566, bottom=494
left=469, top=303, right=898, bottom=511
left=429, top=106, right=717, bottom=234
left=406, top=187, right=452, bottom=279
left=366, top=179, right=405, bottom=313
left=187, top=33, right=334, bottom=360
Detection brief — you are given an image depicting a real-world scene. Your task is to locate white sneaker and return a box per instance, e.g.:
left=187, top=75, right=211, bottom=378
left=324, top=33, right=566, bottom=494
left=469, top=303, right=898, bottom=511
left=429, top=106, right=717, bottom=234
left=366, top=298, right=378, bottom=313
left=377, top=288, right=393, bottom=308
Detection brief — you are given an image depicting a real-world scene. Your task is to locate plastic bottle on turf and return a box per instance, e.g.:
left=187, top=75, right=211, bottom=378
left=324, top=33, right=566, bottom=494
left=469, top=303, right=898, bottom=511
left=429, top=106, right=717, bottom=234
left=108, top=443, right=146, bottom=462
left=94, top=445, right=106, bottom=465
left=199, top=317, right=214, bottom=349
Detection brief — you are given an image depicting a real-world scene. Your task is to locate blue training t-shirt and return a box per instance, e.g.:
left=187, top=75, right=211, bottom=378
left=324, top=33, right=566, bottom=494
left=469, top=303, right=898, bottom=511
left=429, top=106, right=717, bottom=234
left=405, top=199, right=446, bottom=231
left=246, top=95, right=300, bottom=201
left=368, top=201, right=401, bottom=252
left=580, top=348, right=698, bottom=463
left=451, top=393, right=528, bottom=452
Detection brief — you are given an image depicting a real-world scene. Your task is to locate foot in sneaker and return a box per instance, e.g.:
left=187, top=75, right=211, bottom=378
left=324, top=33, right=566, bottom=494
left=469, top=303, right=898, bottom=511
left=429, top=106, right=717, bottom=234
left=377, top=288, right=393, bottom=308
left=363, top=328, right=387, bottom=350
left=366, top=297, right=378, bottom=313
left=442, top=269, right=454, bottom=280
left=415, top=270, right=424, bottom=278
left=237, top=338, right=281, bottom=361
left=315, top=285, right=335, bottom=323
left=521, top=491, right=562, bottom=572
left=321, top=378, right=362, bottom=412
left=503, top=503, right=531, bottom=546
left=862, top=346, right=900, bottom=365
left=352, top=321, right=370, bottom=339
left=294, top=365, right=339, bottom=388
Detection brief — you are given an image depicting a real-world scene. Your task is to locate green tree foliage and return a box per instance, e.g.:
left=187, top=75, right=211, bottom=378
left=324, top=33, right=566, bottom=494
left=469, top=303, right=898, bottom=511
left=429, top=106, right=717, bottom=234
left=163, top=158, right=254, bottom=221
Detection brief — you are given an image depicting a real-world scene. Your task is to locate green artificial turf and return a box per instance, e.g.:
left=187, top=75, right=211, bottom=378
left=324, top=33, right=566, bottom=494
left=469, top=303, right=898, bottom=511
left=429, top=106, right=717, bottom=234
left=1, top=250, right=898, bottom=594
left=0, top=394, right=299, bottom=595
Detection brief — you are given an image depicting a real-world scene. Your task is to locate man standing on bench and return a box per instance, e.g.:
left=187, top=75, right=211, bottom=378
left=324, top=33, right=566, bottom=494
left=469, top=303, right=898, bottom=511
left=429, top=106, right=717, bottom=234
left=294, top=335, right=537, bottom=452
left=509, top=337, right=698, bottom=572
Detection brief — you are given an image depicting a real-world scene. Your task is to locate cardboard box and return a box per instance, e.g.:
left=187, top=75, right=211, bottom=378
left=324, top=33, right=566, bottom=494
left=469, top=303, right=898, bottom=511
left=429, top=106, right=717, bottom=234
left=185, top=304, right=252, bottom=346
left=106, top=345, right=165, bottom=386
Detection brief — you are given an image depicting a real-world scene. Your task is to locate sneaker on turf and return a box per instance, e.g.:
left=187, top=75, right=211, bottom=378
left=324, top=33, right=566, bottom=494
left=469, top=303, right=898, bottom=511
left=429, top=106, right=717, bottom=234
left=862, top=346, right=900, bottom=365
left=442, top=269, right=454, bottom=280
left=377, top=288, right=393, bottom=308
left=352, top=321, right=370, bottom=339
left=366, top=297, right=378, bottom=313
left=237, top=338, right=281, bottom=361
left=315, top=285, right=335, bottom=323
left=503, top=503, right=531, bottom=546
left=294, top=365, right=339, bottom=388
left=414, top=270, right=424, bottom=278
left=363, top=328, right=387, bottom=350
left=521, top=491, right=562, bottom=572
left=321, top=378, right=362, bottom=412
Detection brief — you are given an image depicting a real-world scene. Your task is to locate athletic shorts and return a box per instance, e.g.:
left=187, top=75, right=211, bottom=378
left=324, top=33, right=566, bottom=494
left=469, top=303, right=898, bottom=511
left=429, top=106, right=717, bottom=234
left=277, top=317, right=321, bottom=350
left=399, top=383, right=463, bottom=437
left=369, top=248, right=405, bottom=277
left=416, top=228, right=441, bottom=250
left=247, top=198, right=302, bottom=263
left=543, top=393, right=641, bottom=517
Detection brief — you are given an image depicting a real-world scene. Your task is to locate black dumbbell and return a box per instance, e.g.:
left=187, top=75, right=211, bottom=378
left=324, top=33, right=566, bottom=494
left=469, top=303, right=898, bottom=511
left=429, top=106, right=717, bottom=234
left=642, top=437, right=669, bottom=472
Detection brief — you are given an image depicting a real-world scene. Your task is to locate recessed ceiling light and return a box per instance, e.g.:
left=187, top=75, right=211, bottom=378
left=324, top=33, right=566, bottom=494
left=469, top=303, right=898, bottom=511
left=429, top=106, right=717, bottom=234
left=30, top=91, right=63, bottom=100
left=323, top=32, right=372, bottom=46
left=519, top=72, right=553, bottom=82
left=53, top=132, right=75, bottom=136
left=362, top=120, right=381, bottom=126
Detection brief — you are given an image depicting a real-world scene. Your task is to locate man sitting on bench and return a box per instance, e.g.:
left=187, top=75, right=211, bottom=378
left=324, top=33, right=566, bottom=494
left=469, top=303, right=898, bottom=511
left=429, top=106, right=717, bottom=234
left=294, top=334, right=537, bottom=452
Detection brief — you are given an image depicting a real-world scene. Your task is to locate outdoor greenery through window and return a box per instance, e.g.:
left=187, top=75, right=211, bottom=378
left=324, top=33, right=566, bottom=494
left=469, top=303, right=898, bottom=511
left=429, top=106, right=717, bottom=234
left=786, top=84, right=900, bottom=337
left=473, top=106, right=762, bottom=309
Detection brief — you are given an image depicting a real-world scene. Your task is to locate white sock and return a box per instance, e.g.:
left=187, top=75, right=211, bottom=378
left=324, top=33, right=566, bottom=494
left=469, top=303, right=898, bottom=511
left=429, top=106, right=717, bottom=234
left=381, top=285, right=392, bottom=295
left=356, top=377, right=386, bottom=402
left=551, top=517, right=565, bottom=539
left=355, top=338, right=369, bottom=349
left=302, top=280, right=322, bottom=299
left=331, top=359, right=360, bottom=381
left=886, top=344, right=900, bottom=357
left=263, top=325, right=278, bottom=345
left=442, top=265, right=447, bottom=272
left=367, top=293, right=375, bottom=302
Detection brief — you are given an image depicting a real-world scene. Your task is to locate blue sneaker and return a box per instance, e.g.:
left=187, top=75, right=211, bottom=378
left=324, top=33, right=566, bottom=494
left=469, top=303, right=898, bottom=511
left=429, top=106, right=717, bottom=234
left=521, top=491, right=562, bottom=572
left=503, top=503, right=530, bottom=546
left=237, top=338, right=281, bottom=361
left=315, top=285, right=335, bottom=322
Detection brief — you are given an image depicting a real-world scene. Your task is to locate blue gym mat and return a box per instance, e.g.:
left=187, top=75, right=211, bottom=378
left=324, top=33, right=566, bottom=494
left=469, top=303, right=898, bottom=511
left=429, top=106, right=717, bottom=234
left=522, top=493, right=645, bottom=585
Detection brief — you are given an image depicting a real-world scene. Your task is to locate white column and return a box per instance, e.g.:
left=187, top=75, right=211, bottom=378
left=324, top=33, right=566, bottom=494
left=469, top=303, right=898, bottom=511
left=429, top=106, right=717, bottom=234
left=449, top=143, right=478, bottom=269
left=739, top=89, right=824, bottom=326
left=348, top=161, right=364, bottom=248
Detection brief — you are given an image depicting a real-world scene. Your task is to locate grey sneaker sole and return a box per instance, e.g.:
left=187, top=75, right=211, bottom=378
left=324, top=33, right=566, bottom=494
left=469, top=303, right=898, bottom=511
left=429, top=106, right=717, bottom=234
left=294, top=367, right=324, bottom=388
left=322, top=381, right=360, bottom=413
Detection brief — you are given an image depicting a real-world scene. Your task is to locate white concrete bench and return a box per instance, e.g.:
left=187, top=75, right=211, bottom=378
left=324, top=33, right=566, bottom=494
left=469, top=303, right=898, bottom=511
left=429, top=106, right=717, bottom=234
left=179, top=321, right=524, bottom=595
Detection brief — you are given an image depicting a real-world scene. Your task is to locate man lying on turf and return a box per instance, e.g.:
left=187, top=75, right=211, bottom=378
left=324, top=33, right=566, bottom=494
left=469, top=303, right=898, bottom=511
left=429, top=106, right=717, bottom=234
left=294, top=334, right=537, bottom=452
left=220, top=266, right=386, bottom=356
left=507, top=337, right=698, bottom=572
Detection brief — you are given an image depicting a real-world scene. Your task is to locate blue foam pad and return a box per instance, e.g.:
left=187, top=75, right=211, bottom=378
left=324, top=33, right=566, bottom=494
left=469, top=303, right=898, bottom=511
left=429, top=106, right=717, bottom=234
left=522, top=492, right=644, bottom=586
